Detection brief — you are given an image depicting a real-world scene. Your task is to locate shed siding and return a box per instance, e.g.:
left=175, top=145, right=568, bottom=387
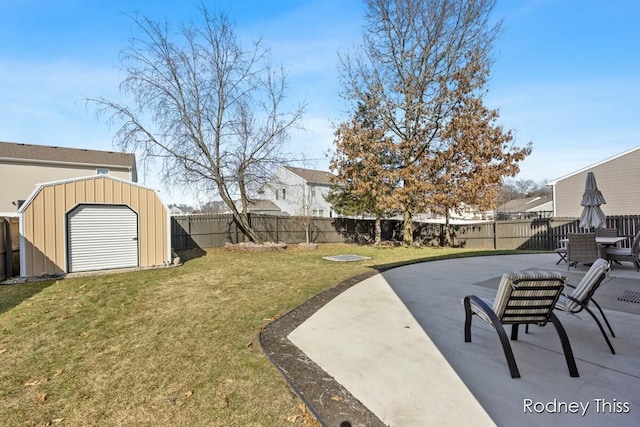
left=555, top=149, right=640, bottom=217
left=22, top=176, right=168, bottom=276
left=0, top=161, right=131, bottom=212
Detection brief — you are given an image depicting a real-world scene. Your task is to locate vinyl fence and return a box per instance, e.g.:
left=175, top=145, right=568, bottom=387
left=170, top=214, right=640, bottom=251
left=1, top=217, right=19, bottom=280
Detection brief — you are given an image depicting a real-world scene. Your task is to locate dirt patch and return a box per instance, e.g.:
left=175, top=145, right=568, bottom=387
left=259, top=272, right=386, bottom=427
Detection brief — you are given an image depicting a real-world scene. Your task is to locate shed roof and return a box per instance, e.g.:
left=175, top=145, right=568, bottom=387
left=17, top=174, right=163, bottom=215
left=0, top=141, right=136, bottom=169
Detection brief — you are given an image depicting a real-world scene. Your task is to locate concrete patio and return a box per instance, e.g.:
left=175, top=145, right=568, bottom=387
left=288, top=253, right=640, bottom=426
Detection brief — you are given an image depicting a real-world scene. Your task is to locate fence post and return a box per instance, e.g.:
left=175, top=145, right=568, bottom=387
left=187, top=216, right=192, bottom=250
left=493, top=221, right=497, bottom=250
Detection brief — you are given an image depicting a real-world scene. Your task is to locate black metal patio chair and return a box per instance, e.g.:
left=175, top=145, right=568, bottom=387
left=463, top=270, right=579, bottom=379
left=554, top=258, right=616, bottom=354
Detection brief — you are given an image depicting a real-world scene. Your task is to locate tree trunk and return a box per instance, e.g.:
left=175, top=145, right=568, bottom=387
left=374, top=216, right=382, bottom=245
left=402, top=210, right=413, bottom=246
left=444, top=211, right=452, bottom=247
left=217, top=177, right=263, bottom=243
left=231, top=210, right=262, bottom=243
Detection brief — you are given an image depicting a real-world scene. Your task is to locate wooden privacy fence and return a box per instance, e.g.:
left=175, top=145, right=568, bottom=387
left=170, top=214, right=640, bottom=251
left=4, top=214, right=640, bottom=278
left=1, top=217, right=20, bottom=280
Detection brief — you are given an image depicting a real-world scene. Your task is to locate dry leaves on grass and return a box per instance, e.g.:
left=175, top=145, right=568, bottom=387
left=286, top=403, right=321, bottom=426
left=0, top=348, right=7, bottom=354
left=38, top=393, right=47, bottom=402
left=24, top=377, right=48, bottom=387
left=47, top=419, right=64, bottom=425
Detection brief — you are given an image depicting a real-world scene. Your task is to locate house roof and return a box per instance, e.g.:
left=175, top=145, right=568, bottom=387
left=247, top=199, right=282, bottom=212
left=285, top=166, right=335, bottom=185
left=0, top=141, right=136, bottom=169
left=498, top=196, right=552, bottom=212
left=547, top=145, right=640, bottom=185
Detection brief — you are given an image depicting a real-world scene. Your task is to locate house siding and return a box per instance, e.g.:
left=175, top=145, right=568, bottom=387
left=0, top=160, right=132, bottom=213
left=267, top=167, right=334, bottom=217
left=20, top=176, right=169, bottom=276
left=553, top=148, right=640, bottom=217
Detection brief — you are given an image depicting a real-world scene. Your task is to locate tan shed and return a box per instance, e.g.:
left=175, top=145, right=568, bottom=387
left=18, top=175, right=170, bottom=277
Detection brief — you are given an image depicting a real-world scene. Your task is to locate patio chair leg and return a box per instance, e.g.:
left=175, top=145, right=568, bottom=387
left=463, top=297, right=473, bottom=343
left=464, top=296, right=520, bottom=378
left=581, top=304, right=616, bottom=354
left=496, top=323, right=521, bottom=378
left=511, top=324, right=519, bottom=340
left=549, top=313, right=579, bottom=377
left=590, top=298, right=615, bottom=337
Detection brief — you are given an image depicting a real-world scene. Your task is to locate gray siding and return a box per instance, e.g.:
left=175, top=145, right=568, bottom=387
left=0, top=160, right=132, bottom=213
left=554, top=148, right=640, bottom=217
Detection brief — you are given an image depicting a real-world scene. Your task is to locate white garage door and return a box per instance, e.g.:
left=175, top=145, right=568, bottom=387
left=67, top=204, right=139, bottom=273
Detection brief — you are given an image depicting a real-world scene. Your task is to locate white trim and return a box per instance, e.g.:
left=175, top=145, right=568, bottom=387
left=19, top=216, right=26, bottom=277
left=0, top=212, right=19, bottom=217
left=166, top=207, right=172, bottom=263
left=547, top=145, right=640, bottom=185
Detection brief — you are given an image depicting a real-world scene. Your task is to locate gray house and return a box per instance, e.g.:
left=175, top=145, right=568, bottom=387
left=0, top=141, right=137, bottom=215
left=547, top=145, right=640, bottom=217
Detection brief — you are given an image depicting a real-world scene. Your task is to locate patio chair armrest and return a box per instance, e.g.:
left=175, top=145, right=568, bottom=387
left=464, top=295, right=501, bottom=325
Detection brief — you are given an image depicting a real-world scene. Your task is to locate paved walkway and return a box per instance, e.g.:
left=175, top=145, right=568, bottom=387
left=288, top=254, right=640, bottom=426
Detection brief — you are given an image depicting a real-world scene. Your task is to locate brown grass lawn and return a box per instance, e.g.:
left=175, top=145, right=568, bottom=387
left=0, top=244, right=501, bottom=426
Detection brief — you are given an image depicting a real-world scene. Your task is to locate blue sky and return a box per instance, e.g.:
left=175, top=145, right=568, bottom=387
left=1, top=0, right=639, bottom=205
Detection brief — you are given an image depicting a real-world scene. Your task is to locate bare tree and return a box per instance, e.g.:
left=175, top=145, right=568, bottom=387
left=89, top=8, right=304, bottom=243
left=338, top=0, right=502, bottom=246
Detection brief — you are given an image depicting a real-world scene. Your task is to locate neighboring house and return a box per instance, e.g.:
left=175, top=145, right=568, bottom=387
left=496, top=196, right=553, bottom=219
left=547, top=146, right=640, bottom=217
left=169, top=205, right=185, bottom=215
left=168, top=204, right=195, bottom=215
left=259, top=166, right=337, bottom=217
left=0, top=141, right=137, bottom=215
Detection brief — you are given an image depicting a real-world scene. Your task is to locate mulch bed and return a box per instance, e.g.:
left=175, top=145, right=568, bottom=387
left=224, top=242, right=287, bottom=252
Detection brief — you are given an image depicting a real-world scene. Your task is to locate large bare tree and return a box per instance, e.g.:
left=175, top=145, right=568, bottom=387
left=338, top=0, right=504, bottom=246
left=90, top=8, right=304, bottom=243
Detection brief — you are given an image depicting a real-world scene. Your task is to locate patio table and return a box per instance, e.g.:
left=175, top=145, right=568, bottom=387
left=559, top=236, right=627, bottom=265
left=559, top=236, right=626, bottom=246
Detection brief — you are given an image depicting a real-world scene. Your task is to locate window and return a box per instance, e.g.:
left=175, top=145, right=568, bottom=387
left=282, top=188, right=286, bottom=200
left=96, top=168, right=109, bottom=175
left=317, top=209, right=324, bottom=217
left=275, top=189, right=279, bottom=200
left=310, top=185, right=316, bottom=198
